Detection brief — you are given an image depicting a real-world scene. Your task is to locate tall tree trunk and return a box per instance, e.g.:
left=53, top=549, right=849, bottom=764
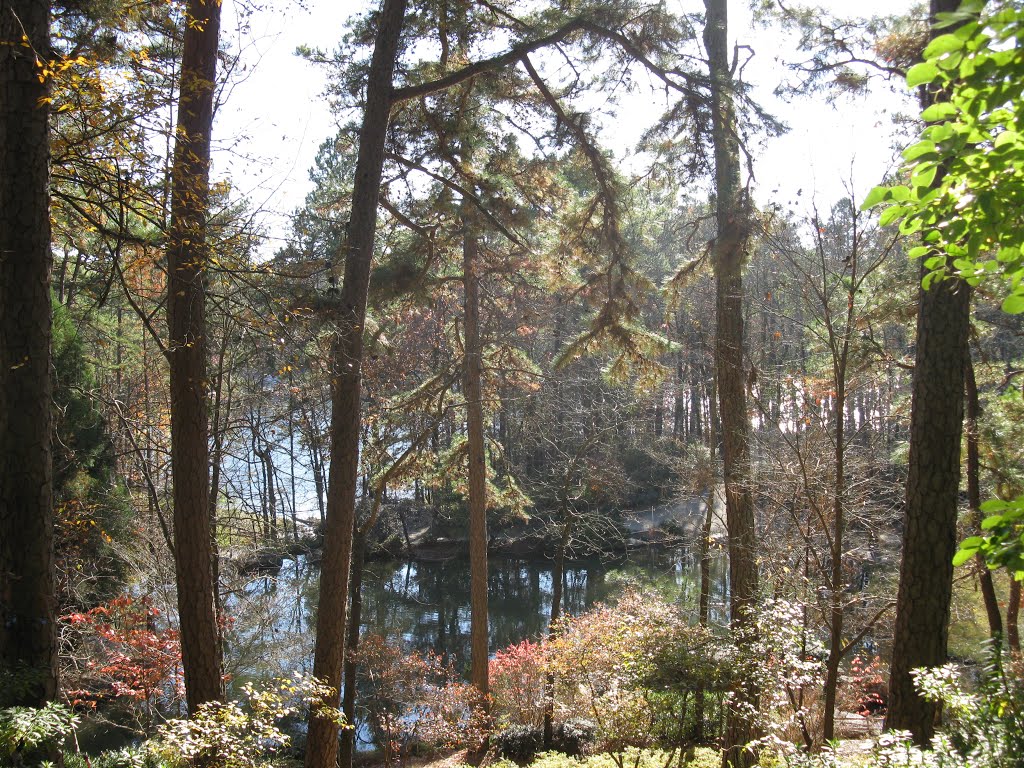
left=210, top=317, right=232, bottom=646
left=304, top=2, right=407, bottom=765
left=704, top=1, right=759, bottom=764
left=339, top=531, right=366, bottom=768
left=821, top=224, right=863, bottom=743
left=821, top=362, right=847, bottom=743
left=965, top=351, right=1002, bottom=640
left=166, top=0, right=224, bottom=712
left=544, top=500, right=572, bottom=749
left=1007, top=578, right=1021, bottom=655
left=885, top=0, right=972, bottom=744
left=693, top=486, right=715, bottom=743
left=0, top=0, right=58, bottom=709
left=463, top=209, right=490, bottom=702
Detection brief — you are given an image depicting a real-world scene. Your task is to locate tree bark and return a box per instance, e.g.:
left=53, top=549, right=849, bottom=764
left=1008, top=578, right=1021, bottom=655
left=304, top=2, right=407, bottom=765
left=166, top=0, right=224, bottom=711
left=463, top=209, right=490, bottom=701
left=703, top=1, right=760, bottom=764
left=885, top=0, right=972, bottom=743
left=965, top=351, right=1002, bottom=640
left=885, top=267, right=970, bottom=744
left=693, top=486, right=715, bottom=743
left=0, top=0, right=58, bottom=709
left=339, top=532, right=366, bottom=768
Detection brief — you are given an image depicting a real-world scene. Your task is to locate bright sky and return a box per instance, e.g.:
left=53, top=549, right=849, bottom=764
left=212, top=0, right=917, bottom=256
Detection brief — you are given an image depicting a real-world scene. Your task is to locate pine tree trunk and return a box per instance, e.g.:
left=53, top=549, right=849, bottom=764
left=463, top=211, right=490, bottom=702
left=304, top=2, right=407, bottom=765
left=166, top=0, right=224, bottom=712
left=703, top=1, right=760, bottom=764
left=339, top=532, right=366, bottom=768
left=0, top=0, right=58, bottom=709
left=885, top=0, right=972, bottom=743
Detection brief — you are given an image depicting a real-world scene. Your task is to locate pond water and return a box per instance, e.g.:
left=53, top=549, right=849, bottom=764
left=225, top=545, right=729, bottom=687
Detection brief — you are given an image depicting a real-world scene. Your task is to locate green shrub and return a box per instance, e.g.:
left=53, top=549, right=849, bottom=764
left=870, top=647, right=1024, bottom=768
left=0, top=702, right=78, bottom=765
left=149, top=676, right=339, bottom=768
left=64, top=746, right=164, bottom=768
left=554, top=720, right=595, bottom=757
left=494, top=725, right=544, bottom=764
left=494, top=721, right=596, bottom=764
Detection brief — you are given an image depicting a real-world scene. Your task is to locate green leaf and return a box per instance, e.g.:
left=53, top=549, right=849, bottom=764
left=982, top=514, right=1007, bottom=530
left=902, top=140, right=937, bottom=162
left=888, top=185, right=912, bottom=202
left=911, top=162, right=938, bottom=188
left=997, top=246, right=1020, bottom=263
left=1001, top=292, right=1024, bottom=314
left=907, top=61, right=939, bottom=87
left=861, top=185, right=891, bottom=209
left=953, top=547, right=978, bottom=567
left=924, top=122, right=956, bottom=142
left=981, top=499, right=1009, bottom=513
left=924, top=34, right=965, bottom=58
left=879, top=205, right=905, bottom=227
left=921, top=102, right=958, bottom=121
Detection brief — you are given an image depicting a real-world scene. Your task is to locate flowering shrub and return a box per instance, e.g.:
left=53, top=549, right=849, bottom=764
left=870, top=649, right=1024, bottom=768
left=352, top=634, right=488, bottom=763
left=150, top=675, right=339, bottom=768
left=62, top=595, right=183, bottom=725
left=490, top=639, right=548, bottom=728
left=726, top=599, right=827, bottom=757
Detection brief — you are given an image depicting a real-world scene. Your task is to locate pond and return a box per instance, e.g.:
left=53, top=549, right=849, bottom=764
left=225, top=545, right=729, bottom=687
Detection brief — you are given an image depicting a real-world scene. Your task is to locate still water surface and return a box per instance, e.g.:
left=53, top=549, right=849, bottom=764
left=226, top=547, right=728, bottom=686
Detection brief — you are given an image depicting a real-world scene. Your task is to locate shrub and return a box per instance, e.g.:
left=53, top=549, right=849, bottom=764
left=0, top=702, right=78, bottom=765
left=548, top=589, right=727, bottom=755
left=728, top=599, right=827, bottom=756
left=840, top=655, right=888, bottom=718
left=64, top=746, right=163, bottom=768
left=494, top=724, right=544, bottom=764
left=494, top=719, right=595, bottom=764
left=490, top=640, right=548, bottom=729
left=869, top=647, right=1024, bottom=768
left=352, top=634, right=488, bottom=762
left=62, top=595, right=182, bottom=727
left=553, top=720, right=595, bottom=757
left=149, top=675, right=338, bottom=768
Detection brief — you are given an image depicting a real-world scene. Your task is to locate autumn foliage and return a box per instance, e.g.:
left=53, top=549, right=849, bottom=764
left=62, top=595, right=182, bottom=722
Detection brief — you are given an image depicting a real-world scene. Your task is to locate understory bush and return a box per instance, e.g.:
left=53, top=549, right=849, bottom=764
left=351, top=634, right=488, bottom=762
left=61, top=595, right=183, bottom=729
left=148, top=675, right=338, bottom=768
left=0, top=702, right=78, bottom=765
left=506, top=590, right=837, bottom=762
left=490, top=640, right=548, bottom=729
left=64, top=746, right=163, bottom=768
left=493, top=720, right=596, bottom=763
left=546, top=589, right=728, bottom=758
left=870, top=647, right=1024, bottom=768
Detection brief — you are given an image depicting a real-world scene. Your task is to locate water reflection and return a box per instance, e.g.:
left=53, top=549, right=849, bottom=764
left=225, top=546, right=728, bottom=686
